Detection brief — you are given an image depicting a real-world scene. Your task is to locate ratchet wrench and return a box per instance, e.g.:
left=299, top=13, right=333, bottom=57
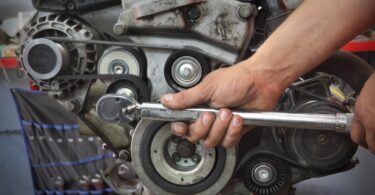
left=96, top=94, right=353, bottom=134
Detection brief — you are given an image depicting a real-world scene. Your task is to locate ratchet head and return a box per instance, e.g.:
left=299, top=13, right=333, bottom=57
left=96, top=94, right=139, bottom=123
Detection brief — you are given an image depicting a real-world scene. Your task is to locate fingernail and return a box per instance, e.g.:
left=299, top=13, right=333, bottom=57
left=233, top=116, right=242, bottom=126
left=220, top=110, right=230, bottom=121
left=202, top=114, right=211, bottom=125
left=171, top=123, right=182, bottom=131
left=162, top=94, right=174, bottom=102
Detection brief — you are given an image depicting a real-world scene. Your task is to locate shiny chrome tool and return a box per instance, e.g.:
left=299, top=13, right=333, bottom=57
left=96, top=94, right=353, bottom=133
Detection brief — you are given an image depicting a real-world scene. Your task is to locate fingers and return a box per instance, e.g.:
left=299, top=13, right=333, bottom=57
left=221, top=115, right=243, bottom=148
left=204, top=109, right=232, bottom=148
left=171, top=110, right=244, bottom=149
left=185, top=112, right=214, bottom=143
left=161, top=84, right=208, bottom=110
left=171, top=122, right=189, bottom=137
left=351, top=117, right=367, bottom=148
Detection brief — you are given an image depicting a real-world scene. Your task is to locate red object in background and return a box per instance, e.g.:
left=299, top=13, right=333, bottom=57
left=0, top=57, right=39, bottom=91
left=341, top=40, right=375, bottom=52
left=29, top=81, right=39, bottom=91
left=0, top=57, right=17, bottom=68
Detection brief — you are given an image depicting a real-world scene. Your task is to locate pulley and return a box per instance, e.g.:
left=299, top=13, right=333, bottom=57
left=106, top=75, right=150, bottom=103
left=19, top=14, right=99, bottom=91
left=283, top=100, right=357, bottom=172
left=98, top=46, right=146, bottom=77
left=164, top=50, right=210, bottom=91
left=240, top=154, right=290, bottom=195
left=130, top=120, right=236, bottom=195
left=22, top=38, right=68, bottom=80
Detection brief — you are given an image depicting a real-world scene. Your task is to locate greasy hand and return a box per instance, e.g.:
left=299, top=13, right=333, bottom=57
left=351, top=72, right=375, bottom=154
left=161, top=60, right=284, bottom=148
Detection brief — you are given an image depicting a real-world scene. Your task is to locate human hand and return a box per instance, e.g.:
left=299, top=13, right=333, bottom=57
left=351, top=73, right=375, bottom=154
left=161, top=59, right=287, bottom=148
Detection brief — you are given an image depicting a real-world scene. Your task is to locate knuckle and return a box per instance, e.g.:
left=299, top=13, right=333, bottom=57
left=178, top=93, right=189, bottom=108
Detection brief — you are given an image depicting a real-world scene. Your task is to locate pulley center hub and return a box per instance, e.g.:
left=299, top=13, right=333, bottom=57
left=171, top=56, right=203, bottom=87
left=176, top=139, right=196, bottom=158
left=116, top=88, right=136, bottom=99
left=113, top=64, right=127, bottom=74
left=179, top=63, right=196, bottom=79
left=252, top=164, right=275, bottom=185
left=149, top=124, right=216, bottom=185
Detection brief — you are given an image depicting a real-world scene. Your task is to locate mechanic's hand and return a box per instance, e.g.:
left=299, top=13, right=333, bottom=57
left=351, top=72, right=375, bottom=154
left=161, top=60, right=285, bottom=148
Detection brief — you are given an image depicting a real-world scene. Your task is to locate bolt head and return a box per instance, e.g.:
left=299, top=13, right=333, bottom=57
left=192, top=154, right=201, bottom=163
left=172, top=153, right=181, bottom=162
left=113, top=65, right=125, bottom=74
left=238, top=6, right=252, bottom=19
left=118, top=150, right=130, bottom=160
left=187, top=6, right=201, bottom=21
left=113, top=23, right=126, bottom=35
left=67, top=2, right=75, bottom=10
left=253, top=164, right=275, bottom=184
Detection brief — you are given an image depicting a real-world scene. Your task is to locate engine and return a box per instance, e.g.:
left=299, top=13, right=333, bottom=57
left=16, top=0, right=371, bottom=194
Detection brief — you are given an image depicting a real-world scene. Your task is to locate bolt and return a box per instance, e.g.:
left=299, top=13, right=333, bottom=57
left=317, top=134, right=327, bottom=144
left=253, top=164, right=274, bottom=184
left=113, top=23, right=126, bottom=35
left=177, top=140, right=196, bottom=158
left=172, top=153, right=181, bottom=162
left=66, top=99, right=80, bottom=113
left=238, top=6, right=252, bottom=19
left=352, top=157, right=360, bottom=165
left=192, top=154, right=200, bottom=163
left=118, top=150, right=130, bottom=161
left=178, top=63, right=196, bottom=80
left=67, top=2, right=75, bottom=10
left=172, top=135, right=181, bottom=143
left=113, top=65, right=125, bottom=74
left=187, top=6, right=202, bottom=22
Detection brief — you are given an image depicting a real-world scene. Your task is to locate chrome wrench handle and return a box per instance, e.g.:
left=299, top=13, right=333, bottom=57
left=96, top=94, right=353, bottom=133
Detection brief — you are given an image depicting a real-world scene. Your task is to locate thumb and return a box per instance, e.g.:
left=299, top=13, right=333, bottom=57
left=161, top=84, right=208, bottom=109
left=351, top=116, right=367, bottom=148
